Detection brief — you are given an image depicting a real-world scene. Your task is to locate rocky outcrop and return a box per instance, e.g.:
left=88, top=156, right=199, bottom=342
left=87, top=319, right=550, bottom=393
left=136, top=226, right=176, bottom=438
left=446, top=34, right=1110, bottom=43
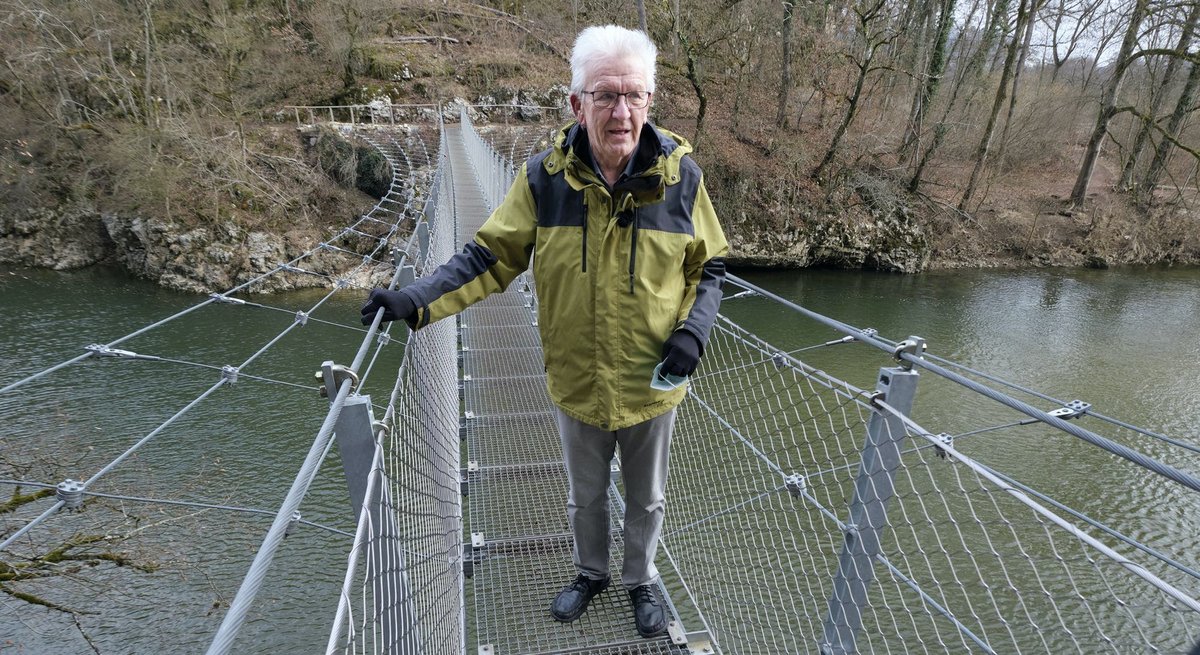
left=718, top=169, right=931, bottom=273
left=0, top=206, right=114, bottom=270
left=1, top=205, right=336, bottom=294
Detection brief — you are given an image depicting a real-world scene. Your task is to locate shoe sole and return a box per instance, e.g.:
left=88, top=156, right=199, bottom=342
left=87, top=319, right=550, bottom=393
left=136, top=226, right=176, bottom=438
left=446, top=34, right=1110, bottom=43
left=550, top=580, right=610, bottom=622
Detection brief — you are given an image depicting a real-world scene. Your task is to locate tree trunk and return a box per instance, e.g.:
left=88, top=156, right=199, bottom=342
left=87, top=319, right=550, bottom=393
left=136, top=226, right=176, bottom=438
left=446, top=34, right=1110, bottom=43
left=1069, top=0, right=1150, bottom=206
left=1119, top=1, right=1199, bottom=190
left=814, top=54, right=874, bottom=180
left=636, top=0, right=647, bottom=33
left=1140, top=56, right=1200, bottom=199
left=959, top=0, right=1031, bottom=210
left=908, top=0, right=1007, bottom=191
left=900, top=0, right=956, bottom=160
left=995, top=0, right=1043, bottom=162
left=678, top=31, right=707, bottom=149
left=777, top=1, right=795, bottom=128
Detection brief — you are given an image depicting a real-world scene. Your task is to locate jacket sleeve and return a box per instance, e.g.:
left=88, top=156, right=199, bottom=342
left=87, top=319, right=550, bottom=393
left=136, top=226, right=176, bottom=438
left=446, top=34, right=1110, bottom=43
left=675, top=175, right=729, bottom=351
left=400, top=164, right=538, bottom=329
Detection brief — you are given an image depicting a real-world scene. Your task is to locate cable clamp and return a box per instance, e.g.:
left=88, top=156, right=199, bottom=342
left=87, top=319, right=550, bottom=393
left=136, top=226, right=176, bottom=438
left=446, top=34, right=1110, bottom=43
left=221, top=365, right=239, bottom=384
left=294, top=311, right=309, bottom=326
left=85, top=344, right=138, bottom=358
left=771, top=352, right=792, bottom=370
left=1047, top=399, right=1091, bottom=420
left=315, top=361, right=359, bottom=398
left=935, top=432, right=954, bottom=460
left=726, top=289, right=759, bottom=300
left=208, top=293, right=246, bottom=305
left=376, top=331, right=390, bottom=346
left=285, top=511, right=301, bottom=537
left=56, top=479, right=85, bottom=509
left=785, top=473, right=807, bottom=497
left=335, top=278, right=349, bottom=289
left=893, top=335, right=927, bottom=370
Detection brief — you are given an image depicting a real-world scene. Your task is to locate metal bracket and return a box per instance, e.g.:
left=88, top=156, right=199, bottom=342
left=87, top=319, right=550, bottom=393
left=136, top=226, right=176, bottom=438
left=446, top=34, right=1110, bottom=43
left=771, top=352, right=791, bottom=370
left=85, top=344, right=138, bottom=358
left=684, top=629, right=716, bottom=654
left=935, top=432, right=953, bottom=460
left=285, top=511, right=301, bottom=536
left=478, top=645, right=494, bottom=655
left=785, top=473, right=808, bottom=497
left=208, top=293, right=246, bottom=305
left=471, top=532, right=485, bottom=548
left=376, top=330, right=390, bottom=346
left=725, top=289, right=759, bottom=300
left=667, top=620, right=688, bottom=645
left=892, top=336, right=927, bottom=370
left=315, top=361, right=359, bottom=399
left=221, top=365, right=239, bottom=384
left=56, top=479, right=84, bottom=510
left=1048, top=399, right=1091, bottom=420
left=294, top=311, right=309, bottom=326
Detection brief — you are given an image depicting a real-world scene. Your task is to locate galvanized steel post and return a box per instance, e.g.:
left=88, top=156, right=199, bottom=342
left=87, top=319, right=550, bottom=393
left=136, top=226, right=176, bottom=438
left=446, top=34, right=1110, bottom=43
left=820, top=366, right=920, bottom=655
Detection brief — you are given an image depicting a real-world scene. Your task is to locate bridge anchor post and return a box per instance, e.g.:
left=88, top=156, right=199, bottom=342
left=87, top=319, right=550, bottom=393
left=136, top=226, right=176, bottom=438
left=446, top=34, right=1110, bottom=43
left=326, top=360, right=418, bottom=653
left=819, top=364, right=920, bottom=655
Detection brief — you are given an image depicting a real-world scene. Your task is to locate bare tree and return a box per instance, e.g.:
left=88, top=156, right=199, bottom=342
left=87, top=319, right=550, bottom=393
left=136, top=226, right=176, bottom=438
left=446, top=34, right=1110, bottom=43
left=909, top=0, right=1011, bottom=191
left=1069, top=0, right=1151, bottom=206
left=899, top=0, right=957, bottom=160
left=960, top=0, right=1033, bottom=210
left=1139, top=52, right=1200, bottom=200
left=777, top=0, right=796, bottom=128
left=813, top=0, right=902, bottom=180
left=1119, top=0, right=1200, bottom=189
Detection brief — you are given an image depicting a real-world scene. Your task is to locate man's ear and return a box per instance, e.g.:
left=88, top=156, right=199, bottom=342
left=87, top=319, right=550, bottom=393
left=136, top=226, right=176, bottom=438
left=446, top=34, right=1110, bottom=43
left=570, top=94, right=584, bottom=124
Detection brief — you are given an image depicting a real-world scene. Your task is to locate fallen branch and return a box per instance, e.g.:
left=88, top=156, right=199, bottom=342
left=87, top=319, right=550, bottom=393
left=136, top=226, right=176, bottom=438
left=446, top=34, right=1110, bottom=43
left=393, top=35, right=459, bottom=44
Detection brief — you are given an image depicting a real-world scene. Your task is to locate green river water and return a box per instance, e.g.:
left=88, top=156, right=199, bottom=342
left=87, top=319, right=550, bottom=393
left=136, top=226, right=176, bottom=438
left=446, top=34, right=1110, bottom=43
left=1, top=264, right=1198, bottom=653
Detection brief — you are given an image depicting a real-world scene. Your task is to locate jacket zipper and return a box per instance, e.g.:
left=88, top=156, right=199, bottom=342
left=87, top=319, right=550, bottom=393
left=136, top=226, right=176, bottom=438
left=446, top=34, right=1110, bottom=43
left=581, top=200, right=588, bottom=273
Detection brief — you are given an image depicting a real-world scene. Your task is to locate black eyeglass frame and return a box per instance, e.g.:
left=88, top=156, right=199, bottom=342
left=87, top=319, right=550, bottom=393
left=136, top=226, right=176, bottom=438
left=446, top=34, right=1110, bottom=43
left=582, top=90, right=652, bottom=109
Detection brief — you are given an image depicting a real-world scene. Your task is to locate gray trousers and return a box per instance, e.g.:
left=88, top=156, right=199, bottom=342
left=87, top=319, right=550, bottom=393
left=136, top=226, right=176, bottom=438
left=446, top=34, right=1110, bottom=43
left=555, top=408, right=675, bottom=589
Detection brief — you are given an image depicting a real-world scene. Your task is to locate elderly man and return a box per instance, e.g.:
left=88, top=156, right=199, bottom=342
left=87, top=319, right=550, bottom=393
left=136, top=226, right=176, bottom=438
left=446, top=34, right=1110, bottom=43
left=361, top=25, right=727, bottom=638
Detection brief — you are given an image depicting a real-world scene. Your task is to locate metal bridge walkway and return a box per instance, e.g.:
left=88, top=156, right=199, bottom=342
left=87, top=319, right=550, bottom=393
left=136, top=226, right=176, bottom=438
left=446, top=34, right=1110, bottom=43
left=447, top=125, right=687, bottom=655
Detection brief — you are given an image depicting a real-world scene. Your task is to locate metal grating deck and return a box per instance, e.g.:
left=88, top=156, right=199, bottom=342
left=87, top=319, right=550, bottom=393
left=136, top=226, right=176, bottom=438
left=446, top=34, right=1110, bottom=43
left=463, top=347, right=547, bottom=379
left=447, top=125, right=687, bottom=655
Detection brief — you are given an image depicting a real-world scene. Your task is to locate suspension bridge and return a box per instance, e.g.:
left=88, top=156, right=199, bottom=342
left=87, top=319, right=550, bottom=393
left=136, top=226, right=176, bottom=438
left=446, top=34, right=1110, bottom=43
left=2, top=103, right=1199, bottom=654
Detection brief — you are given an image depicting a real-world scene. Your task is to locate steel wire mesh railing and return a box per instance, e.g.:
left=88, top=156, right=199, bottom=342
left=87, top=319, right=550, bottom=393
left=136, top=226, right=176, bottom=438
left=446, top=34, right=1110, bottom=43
left=661, top=312, right=1200, bottom=654
left=325, top=124, right=466, bottom=655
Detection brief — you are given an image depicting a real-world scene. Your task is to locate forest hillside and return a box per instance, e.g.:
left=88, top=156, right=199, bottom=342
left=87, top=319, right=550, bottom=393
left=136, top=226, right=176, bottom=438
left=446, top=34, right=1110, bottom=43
left=3, top=0, right=1199, bottom=290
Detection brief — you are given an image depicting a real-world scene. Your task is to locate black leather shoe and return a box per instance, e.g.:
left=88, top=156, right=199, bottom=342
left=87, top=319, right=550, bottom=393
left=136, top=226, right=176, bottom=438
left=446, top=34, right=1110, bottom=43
left=550, top=574, right=610, bottom=622
left=629, top=584, right=668, bottom=637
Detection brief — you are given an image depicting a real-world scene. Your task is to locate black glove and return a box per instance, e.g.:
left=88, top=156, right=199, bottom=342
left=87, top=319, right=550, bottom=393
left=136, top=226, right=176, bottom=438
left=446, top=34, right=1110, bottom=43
left=660, top=330, right=702, bottom=377
left=360, top=288, right=416, bottom=326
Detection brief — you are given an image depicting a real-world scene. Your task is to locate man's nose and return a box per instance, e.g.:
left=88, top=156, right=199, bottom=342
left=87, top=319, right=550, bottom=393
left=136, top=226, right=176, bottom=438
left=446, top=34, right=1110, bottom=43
left=612, top=96, right=632, bottom=119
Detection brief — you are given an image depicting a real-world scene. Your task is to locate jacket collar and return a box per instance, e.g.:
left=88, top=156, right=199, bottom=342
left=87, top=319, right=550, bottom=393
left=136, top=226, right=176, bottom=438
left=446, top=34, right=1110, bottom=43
left=547, top=121, right=692, bottom=196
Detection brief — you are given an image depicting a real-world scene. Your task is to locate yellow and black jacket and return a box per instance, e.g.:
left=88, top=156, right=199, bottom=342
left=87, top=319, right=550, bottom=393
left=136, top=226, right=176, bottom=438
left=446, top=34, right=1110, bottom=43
left=400, top=121, right=728, bottom=430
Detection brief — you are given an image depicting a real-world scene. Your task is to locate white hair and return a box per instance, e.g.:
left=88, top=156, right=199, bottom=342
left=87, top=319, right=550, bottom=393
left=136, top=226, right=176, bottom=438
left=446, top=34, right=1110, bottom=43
left=569, top=25, right=657, bottom=96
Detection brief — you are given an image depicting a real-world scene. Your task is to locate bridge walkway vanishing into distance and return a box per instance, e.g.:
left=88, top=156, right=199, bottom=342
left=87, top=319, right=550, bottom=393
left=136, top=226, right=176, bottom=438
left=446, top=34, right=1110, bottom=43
left=2, top=104, right=1200, bottom=654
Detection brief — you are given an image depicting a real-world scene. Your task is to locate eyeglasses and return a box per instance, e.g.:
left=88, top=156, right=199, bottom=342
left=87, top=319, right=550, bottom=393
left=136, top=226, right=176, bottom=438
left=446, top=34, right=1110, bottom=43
left=583, top=90, right=651, bottom=109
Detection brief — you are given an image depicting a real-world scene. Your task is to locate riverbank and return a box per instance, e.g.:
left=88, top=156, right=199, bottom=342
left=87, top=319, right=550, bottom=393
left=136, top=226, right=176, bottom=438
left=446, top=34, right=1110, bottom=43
left=3, top=117, right=1198, bottom=294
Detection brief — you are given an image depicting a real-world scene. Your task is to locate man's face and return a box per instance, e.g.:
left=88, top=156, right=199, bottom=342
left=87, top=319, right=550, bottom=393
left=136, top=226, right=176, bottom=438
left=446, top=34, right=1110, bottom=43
left=570, top=56, right=652, bottom=180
